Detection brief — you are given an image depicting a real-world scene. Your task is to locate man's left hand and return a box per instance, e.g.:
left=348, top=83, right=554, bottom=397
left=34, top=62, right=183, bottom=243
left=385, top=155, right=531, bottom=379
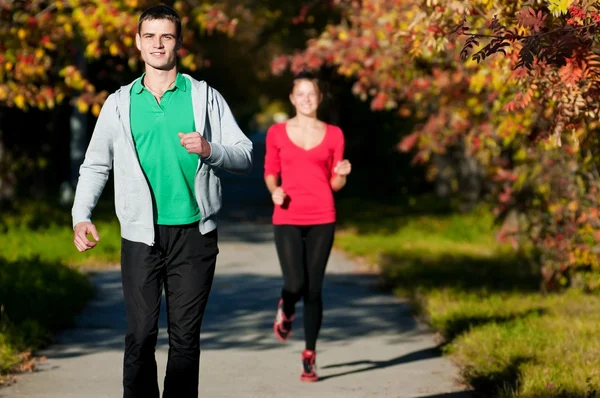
left=178, top=132, right=211, bottom=158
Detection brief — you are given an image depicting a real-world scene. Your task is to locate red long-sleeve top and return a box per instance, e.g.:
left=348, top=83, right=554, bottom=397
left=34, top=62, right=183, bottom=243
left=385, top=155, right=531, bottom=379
left=264, top=122, right=345, bottom=225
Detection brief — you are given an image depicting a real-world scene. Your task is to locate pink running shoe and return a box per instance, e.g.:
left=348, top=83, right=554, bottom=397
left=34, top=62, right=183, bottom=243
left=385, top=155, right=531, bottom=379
left=300, top=350, right=318, bottom=382
left=273, top=299, right=294, bottom=341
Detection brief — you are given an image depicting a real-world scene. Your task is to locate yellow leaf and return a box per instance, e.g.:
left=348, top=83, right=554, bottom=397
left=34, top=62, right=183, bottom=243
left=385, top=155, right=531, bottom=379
left=92, top=103, right=101, bottom=117
left=338, top=31, right=348, bottom=41
left=18, top=28, right=27, bottom=40
left=14, top=94, right=26, bottom=109
left=568, top=201, right=578, bottom=212
left=5, top=62, right=12, bottom=71
left=548, top=0, right=574, bottom=17
left=85, top=42, right=98, bottom=58
left=109, top=43, right=119, bottom=56
left=469, top=71, right=487, bottom=93
left=466, top=97, right=478, bottom=108
left=44, top=41, right=56, bottom=50
left=514, top=148, right=527, bottom=161
left=77, top=100, right=89, bottom=114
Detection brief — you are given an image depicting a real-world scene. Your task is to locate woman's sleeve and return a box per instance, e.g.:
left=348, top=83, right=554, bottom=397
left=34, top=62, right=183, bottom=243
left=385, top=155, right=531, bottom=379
left=332, top=127, right=345, bottom=174
left=264, top=125, right=280, bottom=178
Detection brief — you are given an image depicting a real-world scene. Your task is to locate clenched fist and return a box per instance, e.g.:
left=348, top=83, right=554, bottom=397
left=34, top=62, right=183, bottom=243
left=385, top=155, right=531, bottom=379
left=178, top=132, right=212, bottom=158
left=271, top=187, right=286, bottom=206
left=333, top=159, right=352, bottom=176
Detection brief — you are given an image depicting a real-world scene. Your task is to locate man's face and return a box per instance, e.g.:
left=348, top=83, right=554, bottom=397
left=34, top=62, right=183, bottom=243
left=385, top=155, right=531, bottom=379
left=136, top=18, right=180, bottom=71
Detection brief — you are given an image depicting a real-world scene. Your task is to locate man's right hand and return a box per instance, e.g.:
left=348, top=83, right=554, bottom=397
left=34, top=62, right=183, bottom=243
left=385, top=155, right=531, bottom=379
left=74, top=222, right=100, bottom=252
left=271, top=187, right=286, bottom=206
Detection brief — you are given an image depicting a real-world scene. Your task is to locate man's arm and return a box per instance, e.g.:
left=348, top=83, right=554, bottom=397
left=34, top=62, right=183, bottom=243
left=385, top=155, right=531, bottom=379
left=202, top=88, right=253, bottom=175
left=71, top=94, right=116, bottom=228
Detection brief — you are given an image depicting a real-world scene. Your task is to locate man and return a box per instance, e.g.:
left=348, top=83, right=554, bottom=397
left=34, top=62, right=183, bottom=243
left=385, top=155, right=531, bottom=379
left=71, top=5, right=252, bottom=398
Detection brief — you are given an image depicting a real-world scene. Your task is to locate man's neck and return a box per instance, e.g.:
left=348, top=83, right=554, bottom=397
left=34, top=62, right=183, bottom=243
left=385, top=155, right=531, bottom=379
left=143, top=66, right=178, bottom=93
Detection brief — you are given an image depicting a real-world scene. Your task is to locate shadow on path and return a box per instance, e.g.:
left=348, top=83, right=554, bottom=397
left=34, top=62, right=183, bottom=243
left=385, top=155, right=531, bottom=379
left=46, top=267, right=424, bottom=358
left=317, top=346, right=443, bottom=382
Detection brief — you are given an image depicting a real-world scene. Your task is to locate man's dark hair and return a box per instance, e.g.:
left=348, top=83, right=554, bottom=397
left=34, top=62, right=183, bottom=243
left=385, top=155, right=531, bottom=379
left=138, top=4, right=182, bottom=39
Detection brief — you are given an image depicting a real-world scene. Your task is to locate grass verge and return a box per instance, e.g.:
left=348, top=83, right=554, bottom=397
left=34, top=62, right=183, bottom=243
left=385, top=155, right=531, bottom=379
left=0, top=199, right=113, bottom=382
left=0, top=199, right=121, bottom=268
left=335, top=196, right=600, bottom=398
left=0, top=257, right=93, bottom=381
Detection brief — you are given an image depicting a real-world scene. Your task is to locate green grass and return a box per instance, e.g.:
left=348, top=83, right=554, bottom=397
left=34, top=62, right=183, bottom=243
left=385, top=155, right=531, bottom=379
left=0, top=200, right=121, bottom=268
left=0, top=199, right=116, bottom=380
left=0, top=257, right=93, bottom=376
left=335, top=196, right=600, bottom=398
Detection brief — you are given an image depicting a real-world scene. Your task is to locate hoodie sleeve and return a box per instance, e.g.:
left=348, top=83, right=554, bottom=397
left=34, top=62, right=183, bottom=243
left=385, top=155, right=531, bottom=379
left=71, top=94, right=116, bottom=228
left=203, top=88, right=253, bottom=175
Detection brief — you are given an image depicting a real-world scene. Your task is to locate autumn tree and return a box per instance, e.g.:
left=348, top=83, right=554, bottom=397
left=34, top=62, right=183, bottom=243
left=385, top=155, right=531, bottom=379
left=0, top=0, right=234, bottom=201
left=0, top=1, right=243, bottom=113
left=272, top=0, right=600, bottom=291
left=0, top=0, right=333, bottom=201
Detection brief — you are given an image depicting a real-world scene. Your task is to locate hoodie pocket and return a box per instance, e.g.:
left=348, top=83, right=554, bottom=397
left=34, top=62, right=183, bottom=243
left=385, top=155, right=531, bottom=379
left=117, top=177, right=147, bottom=224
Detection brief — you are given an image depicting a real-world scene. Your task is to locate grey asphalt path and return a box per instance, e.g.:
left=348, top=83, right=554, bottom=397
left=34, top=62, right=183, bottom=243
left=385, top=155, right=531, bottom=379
left=0, top=219, right=471, bottom=398
left=1, top=163, right=472, bottom=397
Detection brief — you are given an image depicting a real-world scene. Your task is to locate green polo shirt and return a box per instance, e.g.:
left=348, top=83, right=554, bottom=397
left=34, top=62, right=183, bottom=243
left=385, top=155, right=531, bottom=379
left=130, top=73, right=200, bottom=225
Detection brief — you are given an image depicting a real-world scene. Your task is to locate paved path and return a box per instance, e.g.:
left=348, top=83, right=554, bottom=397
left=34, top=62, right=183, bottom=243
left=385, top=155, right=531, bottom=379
left=1, top=165, right=472, bottom=397
left=1, top=219, right=471, bottom=398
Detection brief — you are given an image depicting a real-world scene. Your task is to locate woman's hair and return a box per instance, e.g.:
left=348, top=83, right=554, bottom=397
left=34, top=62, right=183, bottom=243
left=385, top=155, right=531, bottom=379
left=291, top=71, right=321, bottom=95
left=138, top=4, right=182, bottom=39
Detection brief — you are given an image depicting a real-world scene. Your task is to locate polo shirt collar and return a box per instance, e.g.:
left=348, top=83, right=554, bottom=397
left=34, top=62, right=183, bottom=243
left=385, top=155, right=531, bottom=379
left=133, top=72, right=186, bottom=95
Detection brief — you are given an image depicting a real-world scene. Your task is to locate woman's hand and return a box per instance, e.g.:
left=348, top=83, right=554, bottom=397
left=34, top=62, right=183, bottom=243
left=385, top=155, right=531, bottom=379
left=334, top=160, right=352, bottom=176
left=271, top=187, right=287, bottom=206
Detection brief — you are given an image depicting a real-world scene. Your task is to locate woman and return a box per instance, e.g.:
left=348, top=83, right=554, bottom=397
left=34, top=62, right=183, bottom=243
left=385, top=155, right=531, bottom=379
left=263, top=72, right=352, bottom=382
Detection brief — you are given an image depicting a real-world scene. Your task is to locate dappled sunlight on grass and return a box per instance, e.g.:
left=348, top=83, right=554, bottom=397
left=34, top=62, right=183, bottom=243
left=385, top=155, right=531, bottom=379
left=0, top=257, right=93, bottom=375
left=334, top=197, right=600, bottom=397
left=0, top=200, right=113, bottom=378
left=0, top=200, right=121, bottom=268
left=444, top=291, right=600, bottom=398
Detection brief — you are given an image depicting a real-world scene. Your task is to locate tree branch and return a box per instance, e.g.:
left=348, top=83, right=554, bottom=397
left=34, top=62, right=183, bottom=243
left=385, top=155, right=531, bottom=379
left=457, top=21, right=598, bottom=41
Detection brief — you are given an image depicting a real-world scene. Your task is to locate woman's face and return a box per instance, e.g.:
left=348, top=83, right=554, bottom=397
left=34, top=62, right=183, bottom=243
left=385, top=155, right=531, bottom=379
left=289, top=79, right=321, bottom=116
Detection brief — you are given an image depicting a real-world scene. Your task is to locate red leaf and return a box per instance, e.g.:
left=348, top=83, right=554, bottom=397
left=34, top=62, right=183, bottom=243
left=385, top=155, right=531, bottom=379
left=559, top=59, right=583, bottom=87
left=370, top=92, right=387, bottom=111
left=516, top=7, right=546, bottom=32
left=398, top=133, right=419, bottom=152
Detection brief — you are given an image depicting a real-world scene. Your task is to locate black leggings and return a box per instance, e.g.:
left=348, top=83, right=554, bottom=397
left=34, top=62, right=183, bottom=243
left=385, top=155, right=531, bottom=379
left=273, top=223, right=335, bottom=351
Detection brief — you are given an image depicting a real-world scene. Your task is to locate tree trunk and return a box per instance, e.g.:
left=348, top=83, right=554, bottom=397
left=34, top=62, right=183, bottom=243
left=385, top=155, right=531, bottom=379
left=433, top=139, right=485, bottom=211
left=0, top=110, right=16, bottom=207
left=60, top=45, right=88, bottom=205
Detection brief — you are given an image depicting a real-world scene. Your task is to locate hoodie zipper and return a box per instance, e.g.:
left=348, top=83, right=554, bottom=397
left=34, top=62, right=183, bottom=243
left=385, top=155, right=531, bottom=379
left=116, top=86, right=156, bottom=246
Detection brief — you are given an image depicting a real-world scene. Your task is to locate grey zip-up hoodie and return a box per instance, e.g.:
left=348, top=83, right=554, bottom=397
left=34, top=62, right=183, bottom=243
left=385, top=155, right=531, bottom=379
left=72, top=74, right=253, bottom=245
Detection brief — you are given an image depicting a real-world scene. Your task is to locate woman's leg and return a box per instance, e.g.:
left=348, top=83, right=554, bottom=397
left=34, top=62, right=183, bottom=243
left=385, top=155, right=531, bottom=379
left=273, top=224, right=305, bottom=318
left=303, top=223, right=335, bottom=351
